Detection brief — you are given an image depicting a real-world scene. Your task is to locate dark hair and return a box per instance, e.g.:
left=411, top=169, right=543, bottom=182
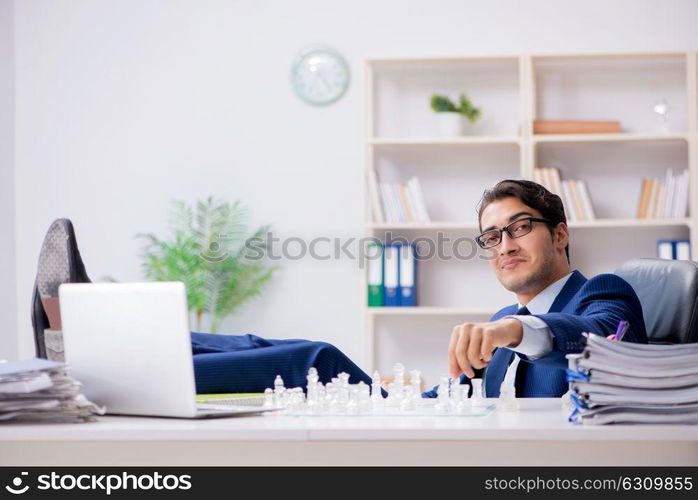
left=477, top=179, right=569, bottom=263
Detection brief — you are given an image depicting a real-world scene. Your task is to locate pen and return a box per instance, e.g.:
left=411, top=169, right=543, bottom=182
left=607, top=320, right=628, bottom=341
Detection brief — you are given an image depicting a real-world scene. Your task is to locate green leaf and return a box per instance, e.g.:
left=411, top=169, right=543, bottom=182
left=137, top=198, right=277, bottom=332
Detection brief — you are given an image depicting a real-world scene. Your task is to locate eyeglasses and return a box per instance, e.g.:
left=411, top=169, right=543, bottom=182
left=476, top=217, right=552, bottom=249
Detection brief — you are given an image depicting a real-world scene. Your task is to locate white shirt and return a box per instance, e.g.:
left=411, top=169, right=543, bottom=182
left=499, top=272, right=573, bottom=388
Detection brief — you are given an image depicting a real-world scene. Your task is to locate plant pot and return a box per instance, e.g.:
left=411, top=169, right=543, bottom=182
left=436, top=112, right=464, bottom=137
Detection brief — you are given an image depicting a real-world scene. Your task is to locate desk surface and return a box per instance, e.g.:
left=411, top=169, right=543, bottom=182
left=3, top=399, right=698, bottom=466
left=1, top=398, right=697, bottom=441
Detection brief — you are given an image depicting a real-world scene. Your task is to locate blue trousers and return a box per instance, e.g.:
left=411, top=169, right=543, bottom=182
left=191, top=332, right=375, bottom=394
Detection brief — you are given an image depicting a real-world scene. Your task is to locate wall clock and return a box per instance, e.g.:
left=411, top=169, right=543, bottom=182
left=291, top=47, right=350, bottom=106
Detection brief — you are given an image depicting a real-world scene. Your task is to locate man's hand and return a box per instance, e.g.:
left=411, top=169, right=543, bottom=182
left=448, top=318, right=524, bottom=379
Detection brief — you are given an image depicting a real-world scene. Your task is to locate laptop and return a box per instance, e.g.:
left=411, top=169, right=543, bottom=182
left=59, top=281, right=277, bottom=418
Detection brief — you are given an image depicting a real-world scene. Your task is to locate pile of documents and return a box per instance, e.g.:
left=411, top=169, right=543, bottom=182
left=567, top=333, right=698, bottom=425
left=0, top=358, right=104, bottom=423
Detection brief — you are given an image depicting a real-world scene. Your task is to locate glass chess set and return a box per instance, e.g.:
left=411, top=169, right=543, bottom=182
left=261, top=363, right=520, bottom=417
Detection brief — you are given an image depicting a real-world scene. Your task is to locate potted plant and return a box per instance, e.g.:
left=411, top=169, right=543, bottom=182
left=138, top=197, right=277, bottom=332
left=430, top=93, right=481, bottom=137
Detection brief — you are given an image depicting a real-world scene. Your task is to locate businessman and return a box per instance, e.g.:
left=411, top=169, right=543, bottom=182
left=33, top=179, right=647, bottom=397
left=424, top=179, right=648, bottom=398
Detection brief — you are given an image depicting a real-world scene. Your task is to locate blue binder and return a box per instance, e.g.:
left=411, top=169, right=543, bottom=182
left=383, top=243, right=400, bottom=306
left=398, top=243, right=417, bottom=306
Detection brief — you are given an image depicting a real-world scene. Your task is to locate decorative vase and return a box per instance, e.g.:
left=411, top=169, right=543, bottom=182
left=437, top=112, right=464, bottom=137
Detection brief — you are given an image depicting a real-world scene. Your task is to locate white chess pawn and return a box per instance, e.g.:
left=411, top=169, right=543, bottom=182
left=436, top=375, right=450, bottom=413
left=370, top=370, right=384, bottom=401
left=357, top=381, right=372, bottom=414
left=263, top=388, right=274, bottom=408
left=409, top=369, right=422, bottom=401
left=273, top=375, right=286, bottom=405
left=393, top=363, right=405, bottom=389
left=498, top=384, right=519, bottom=412
left=470, top=378, right=486, bottom=407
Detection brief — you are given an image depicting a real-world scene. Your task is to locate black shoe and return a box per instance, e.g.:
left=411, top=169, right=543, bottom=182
left=31, top=219, right=91, bottom=359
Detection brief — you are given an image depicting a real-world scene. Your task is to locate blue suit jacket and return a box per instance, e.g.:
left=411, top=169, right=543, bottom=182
left=423, top=270, right=648, bottom=398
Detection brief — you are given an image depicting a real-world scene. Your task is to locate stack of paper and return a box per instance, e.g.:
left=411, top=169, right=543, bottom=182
left=0, top=358, right=104, bottom=423
left=567, top=333, right=698, bottom=425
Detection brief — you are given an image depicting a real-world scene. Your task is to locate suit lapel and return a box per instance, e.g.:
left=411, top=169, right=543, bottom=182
left=547, top=269, right=587, bottom=313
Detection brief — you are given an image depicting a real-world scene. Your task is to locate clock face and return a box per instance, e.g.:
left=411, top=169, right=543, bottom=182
left=291, top=48, right=350, bottom=106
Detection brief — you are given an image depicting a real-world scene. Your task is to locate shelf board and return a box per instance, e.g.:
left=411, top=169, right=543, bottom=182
left=370, top=136, right=521, bottom=147
left=532, top=133, right=689, bottom=143
left=367, top=307, right=496, bottom=316
left=367, top=219, right=690, bottom=230
left=367, top=221, right=480, bottom=230
left=568, top=218, right=691, bottom=228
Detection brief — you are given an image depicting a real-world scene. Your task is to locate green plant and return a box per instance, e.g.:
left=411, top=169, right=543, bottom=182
left=430, top=93, right=482, bottom=123
left=138, top=197, right=277, bottom=333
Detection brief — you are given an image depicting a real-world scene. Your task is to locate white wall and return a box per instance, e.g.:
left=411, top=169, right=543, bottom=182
left=12, top=0, right=698, bottom=369
left=0, top=0, right=16, bottom=360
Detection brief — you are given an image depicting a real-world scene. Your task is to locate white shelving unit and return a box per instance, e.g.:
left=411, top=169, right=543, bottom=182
left=363, top=52, right=698, bottom=385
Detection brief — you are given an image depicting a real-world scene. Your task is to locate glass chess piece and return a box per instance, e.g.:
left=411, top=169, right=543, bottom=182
left=409, top=369, right=422, bottom=403
left=263, top=387, right=275, bottom=408
left=498, top=383, right=519, bottom=412
left=435, top=375, right=450, bottom=414
left=470, top=378, right=486, bottom=407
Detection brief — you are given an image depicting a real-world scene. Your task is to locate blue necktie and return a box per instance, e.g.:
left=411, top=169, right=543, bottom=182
left=512, top=305, right=530, bottom=394
left=484, top=305, right=529, bottom=396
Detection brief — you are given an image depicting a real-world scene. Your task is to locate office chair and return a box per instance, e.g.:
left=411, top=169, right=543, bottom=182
left=615, top=258, right=698, bottom=344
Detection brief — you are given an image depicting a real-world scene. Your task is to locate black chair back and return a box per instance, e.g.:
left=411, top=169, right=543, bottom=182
left=615, top=258, right=698, bottom=344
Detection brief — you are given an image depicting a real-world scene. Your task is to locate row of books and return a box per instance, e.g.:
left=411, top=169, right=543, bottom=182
left=657, top=239, right=691, bottom=261
left=366, top=242, right=417, bottom=307
left=367, top=170, right=431, bottom=223
left=636, top=169, right=689, bottom=219
left=533, top=167, right=596, bottom=221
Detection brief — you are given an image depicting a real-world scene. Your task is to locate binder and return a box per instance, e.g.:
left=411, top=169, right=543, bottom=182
left=366, top=242, right=384, bottom=307
left=383, top=244, right=400, bottom=306
left=398, top=243, right=417, bottom=307
left=657, top=239, right=675, bottom=260
left=676, top=240, right=691, bottom=261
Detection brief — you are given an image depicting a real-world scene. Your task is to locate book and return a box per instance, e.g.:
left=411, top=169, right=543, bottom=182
left=533, top=120, right=622, bottom=134
left=367, top=169, right=384, bottom=223
left=654, top=183, right=666, bottom=219
left=663, top=169, right=675, bottom=218
left=645, top=179, right=656, bottom=220
left=379, top=183, right=395, bottom=222
left=406, top=177, right=431, bottom=223
left=397, top=183, right=415, bottom=222
left=390, top=183, right=406, bottom=222
left=561, top=180, right=578, bottom=222
left=636, top=179, right=652, bottom=219
left=577, top=180, right=596, bottom=220
left=568, top=179, right=586, bottom=221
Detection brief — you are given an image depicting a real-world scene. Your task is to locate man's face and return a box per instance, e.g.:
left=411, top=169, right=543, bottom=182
left=479, top=197, right=560, bottom=295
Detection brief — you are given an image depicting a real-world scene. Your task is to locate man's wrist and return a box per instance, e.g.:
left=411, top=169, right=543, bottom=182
left=500, top=318, right=523, bottom=348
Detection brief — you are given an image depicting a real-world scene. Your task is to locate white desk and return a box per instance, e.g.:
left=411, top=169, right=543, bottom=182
left=2, top=399, right=697, bottom=466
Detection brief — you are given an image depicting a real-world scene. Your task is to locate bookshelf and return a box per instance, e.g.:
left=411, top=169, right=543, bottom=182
left=363, top=51, right=698, bottom=386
